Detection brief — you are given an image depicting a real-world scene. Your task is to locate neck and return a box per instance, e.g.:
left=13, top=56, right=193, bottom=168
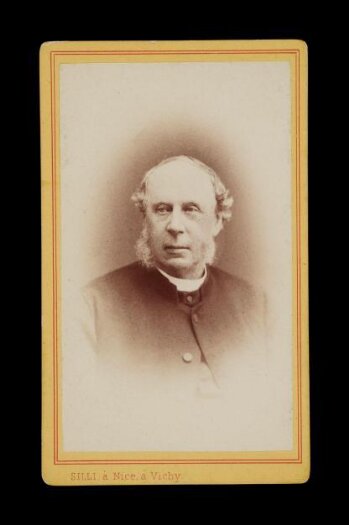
left=157, top=266, right=207, bottom=292
left=157, top=265, right=206, bottom=280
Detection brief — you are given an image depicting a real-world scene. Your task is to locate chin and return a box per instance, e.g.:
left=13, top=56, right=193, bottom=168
left=164, top=259, right=203, bottom=278
left=164, top=260, right=191, bottom=272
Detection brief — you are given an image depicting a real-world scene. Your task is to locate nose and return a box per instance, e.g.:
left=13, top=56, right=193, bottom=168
left=166, top=209, right=185, bottom=235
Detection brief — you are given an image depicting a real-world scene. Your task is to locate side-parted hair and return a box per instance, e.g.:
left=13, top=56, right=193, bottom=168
left=131, top=155, right=233, bottom=222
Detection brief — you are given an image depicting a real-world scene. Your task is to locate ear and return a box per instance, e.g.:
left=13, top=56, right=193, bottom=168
left=213, top=215, right=223, bottom=237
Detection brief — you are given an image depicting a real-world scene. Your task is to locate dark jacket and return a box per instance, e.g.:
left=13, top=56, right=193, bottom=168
left=83, top=261, right=267, bottom=397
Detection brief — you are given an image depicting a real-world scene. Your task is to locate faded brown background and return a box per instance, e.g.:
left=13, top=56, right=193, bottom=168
left=60, top=61, right=293, bottom=451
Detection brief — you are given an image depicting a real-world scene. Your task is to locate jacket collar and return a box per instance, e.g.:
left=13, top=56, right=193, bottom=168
left=156, top=266, right=207, bottom=292
left=140, top=262, right=213, bottom=303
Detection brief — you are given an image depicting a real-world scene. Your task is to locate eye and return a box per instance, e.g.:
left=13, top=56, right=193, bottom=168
left=183, top=204, right=200, bottom=214
left=155, top=204, right=171, bottom=215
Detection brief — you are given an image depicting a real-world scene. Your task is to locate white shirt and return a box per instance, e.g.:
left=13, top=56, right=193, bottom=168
left=157, top=266, right=207, bottom=292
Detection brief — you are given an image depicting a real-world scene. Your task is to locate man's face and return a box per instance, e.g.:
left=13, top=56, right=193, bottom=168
left=144, top=159, right=222, bottom=279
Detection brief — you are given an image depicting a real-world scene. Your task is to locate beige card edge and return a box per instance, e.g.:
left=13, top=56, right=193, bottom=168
left=41, top=39, right=309, bottom=486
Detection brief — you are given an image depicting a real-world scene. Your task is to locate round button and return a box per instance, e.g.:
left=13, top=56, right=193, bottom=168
left=186, top=295, right=193, bottom=303
left=192, top=313, right=199, bottom=323
left=182, top=352, right=193, bottom=363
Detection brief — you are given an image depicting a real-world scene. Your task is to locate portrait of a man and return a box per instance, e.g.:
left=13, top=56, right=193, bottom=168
left=41, top=40, right=309, bottom=486
left=60, top=58, right=294, bottom=452
left=82, top=155, right=266, bottom=398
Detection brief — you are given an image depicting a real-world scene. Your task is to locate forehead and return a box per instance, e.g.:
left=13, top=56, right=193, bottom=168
left=146, top=159, right=216, bottom=206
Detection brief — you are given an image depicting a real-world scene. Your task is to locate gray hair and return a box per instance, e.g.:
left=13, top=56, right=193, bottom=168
left=131, top=155, right=233, bottom=222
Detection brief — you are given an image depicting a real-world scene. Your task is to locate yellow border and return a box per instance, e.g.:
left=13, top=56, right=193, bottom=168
left=41, top=39, right=309, bottom=485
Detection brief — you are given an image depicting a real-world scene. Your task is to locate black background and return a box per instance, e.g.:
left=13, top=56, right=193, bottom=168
left=16, top=12, right=331, bottom=510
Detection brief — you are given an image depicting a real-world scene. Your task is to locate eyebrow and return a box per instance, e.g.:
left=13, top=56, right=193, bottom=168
left=151, top=202, right=172, bottom=208
left=183, top=201, right=201, bottom=208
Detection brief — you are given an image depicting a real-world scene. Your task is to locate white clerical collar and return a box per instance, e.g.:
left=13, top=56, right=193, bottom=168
left=157, top=266, right=207, bottom=292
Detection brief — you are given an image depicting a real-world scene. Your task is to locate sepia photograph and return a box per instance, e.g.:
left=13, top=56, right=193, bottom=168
left=41, top=40, right=309, bottom=484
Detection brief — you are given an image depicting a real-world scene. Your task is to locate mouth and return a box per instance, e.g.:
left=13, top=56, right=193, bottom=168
left=164, top=245, right=190, bottom=254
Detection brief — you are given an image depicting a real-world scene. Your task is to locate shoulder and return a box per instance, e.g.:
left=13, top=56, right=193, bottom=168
left=210, top=265, right=257, bottom=293
left=84, top=261, right=149, bottom=299
left=209, top=266, right=265, bottom=310
left=87, top=261, right=145, bottom=288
